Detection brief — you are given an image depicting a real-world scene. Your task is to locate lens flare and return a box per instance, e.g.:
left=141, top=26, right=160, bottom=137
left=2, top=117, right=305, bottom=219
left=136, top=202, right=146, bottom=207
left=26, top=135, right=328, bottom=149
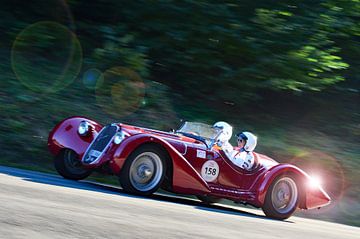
left=288, top=150, right=346, bottom=214
left=95, top=67, right=145, bottom=117
left=307, top=175, right=322, bottom=189
left=82, top=68, right=103, bottom=89
left=11, top=21, right=82, bottom=94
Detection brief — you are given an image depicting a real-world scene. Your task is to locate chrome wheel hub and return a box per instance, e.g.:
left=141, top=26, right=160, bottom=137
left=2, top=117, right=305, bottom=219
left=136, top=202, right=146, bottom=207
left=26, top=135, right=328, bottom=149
left=129, top=152, right=163, bottom=192
left=137, top=164, right=153, bottom=178
left=271, top=177, right=298, bottom=214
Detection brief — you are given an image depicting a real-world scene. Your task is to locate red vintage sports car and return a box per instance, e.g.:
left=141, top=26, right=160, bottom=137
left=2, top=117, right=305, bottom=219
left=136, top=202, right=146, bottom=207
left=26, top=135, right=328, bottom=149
left=48, top=116, right=331, bottom=220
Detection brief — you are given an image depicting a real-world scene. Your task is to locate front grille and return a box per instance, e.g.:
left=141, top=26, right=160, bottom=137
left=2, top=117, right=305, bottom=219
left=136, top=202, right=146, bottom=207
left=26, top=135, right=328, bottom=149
left=82, top=124, right=118, bottom=164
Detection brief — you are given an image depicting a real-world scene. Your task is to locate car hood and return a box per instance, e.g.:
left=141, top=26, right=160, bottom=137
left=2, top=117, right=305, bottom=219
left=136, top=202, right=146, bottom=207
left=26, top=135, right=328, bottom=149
left=120, top=123, right=200, bottom=143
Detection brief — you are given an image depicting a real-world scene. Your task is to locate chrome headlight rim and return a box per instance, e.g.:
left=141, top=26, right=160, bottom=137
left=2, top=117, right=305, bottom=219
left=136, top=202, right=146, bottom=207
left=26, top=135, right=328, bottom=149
left=78, top=121, right=90, bottom=136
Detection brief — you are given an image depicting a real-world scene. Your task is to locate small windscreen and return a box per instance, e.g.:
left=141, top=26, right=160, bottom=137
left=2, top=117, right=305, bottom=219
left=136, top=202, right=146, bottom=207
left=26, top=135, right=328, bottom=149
left=177, top=122, right=219, bottom=141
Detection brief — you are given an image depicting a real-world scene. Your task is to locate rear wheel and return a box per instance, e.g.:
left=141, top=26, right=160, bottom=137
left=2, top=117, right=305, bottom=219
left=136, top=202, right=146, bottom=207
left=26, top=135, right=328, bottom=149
left=54, top=149, right=92, bottom=180
left=262, top=175, right=299, bottom=220
left=119, top=145, right=167, bottom=196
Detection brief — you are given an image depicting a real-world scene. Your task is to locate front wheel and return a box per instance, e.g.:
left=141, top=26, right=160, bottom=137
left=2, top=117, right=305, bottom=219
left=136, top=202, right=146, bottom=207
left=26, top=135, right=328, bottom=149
left=54, top=149, right=92, bottom=180
left=262, top=175, right=299, bottom=220
left=119, top=145, right=167, bottom=196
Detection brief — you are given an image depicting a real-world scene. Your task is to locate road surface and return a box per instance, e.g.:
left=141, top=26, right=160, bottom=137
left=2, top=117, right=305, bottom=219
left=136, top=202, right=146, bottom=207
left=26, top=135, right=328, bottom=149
left=0, top=166, right=358, bottom=239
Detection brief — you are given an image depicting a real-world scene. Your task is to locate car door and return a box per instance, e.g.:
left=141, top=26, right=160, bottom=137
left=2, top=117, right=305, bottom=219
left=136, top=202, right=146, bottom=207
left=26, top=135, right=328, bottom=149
left=215, top=150, right=266, bottom=190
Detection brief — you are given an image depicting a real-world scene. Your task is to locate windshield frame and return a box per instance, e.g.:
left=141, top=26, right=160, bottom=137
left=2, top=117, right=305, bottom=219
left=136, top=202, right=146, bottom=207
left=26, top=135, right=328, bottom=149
left=176, top=121, right=222, bottom=149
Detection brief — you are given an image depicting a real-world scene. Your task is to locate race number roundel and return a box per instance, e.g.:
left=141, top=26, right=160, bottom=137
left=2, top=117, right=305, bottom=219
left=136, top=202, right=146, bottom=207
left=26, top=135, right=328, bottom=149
left=201, top=160, right=219, bottom=182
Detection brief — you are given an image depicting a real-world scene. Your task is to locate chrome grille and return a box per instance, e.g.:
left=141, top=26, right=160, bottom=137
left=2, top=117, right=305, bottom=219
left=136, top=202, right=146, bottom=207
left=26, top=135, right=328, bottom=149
left=82, top=124, right=118, bottom=164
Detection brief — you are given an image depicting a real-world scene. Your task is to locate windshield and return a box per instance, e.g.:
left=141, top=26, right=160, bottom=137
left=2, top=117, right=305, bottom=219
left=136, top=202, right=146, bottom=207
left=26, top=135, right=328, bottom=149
left=177, top=122, right=220, bottom=146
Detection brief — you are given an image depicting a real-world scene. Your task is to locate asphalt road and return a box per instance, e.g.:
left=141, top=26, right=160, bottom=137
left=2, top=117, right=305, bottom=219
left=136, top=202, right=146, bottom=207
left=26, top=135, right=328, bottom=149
left=0, top=166, right=358, bottom=239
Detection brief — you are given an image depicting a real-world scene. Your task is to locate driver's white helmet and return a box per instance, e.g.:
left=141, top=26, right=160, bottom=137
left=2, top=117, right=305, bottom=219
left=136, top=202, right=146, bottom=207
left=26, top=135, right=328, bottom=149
left=213, top=121, right=233, bottom=143
left=237, top=131, right=257, bottom=152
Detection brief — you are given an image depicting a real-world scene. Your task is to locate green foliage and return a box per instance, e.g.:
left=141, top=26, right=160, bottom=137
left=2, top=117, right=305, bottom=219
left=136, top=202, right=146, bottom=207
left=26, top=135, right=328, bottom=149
left=92, top=26, right=149, bottom=78
left=3, top=0, right=354, bottom=100
left=84, top=0, right=355, bottom=102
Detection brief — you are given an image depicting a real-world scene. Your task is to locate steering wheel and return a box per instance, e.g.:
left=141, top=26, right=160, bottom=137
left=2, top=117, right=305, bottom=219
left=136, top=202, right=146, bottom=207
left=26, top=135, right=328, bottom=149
left=176, top=131, right=208, bottom=145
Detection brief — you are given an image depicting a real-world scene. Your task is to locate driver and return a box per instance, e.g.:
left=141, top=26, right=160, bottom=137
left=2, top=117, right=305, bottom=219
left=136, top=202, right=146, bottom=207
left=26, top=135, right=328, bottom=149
left=212, top=121, right=233, bottom=154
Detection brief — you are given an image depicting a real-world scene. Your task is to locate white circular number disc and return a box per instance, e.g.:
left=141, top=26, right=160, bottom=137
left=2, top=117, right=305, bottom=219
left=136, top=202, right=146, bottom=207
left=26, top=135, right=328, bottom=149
left=201, top=160, right=219, bottom=182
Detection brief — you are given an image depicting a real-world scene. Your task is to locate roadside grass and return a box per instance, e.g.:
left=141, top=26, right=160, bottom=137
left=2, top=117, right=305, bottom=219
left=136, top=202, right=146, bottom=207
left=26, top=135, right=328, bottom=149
left=0, top=158, right=54, bottom=174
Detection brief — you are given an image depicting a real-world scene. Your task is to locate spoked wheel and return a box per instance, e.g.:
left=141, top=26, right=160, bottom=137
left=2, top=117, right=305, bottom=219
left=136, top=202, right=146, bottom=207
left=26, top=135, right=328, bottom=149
left=262, top=175, right=299, bottom=220
left=197, top=195, right=221, bottom=205
left=54, top=149, right=92, bottom=180
left=120, top=145, right=167, bottom=196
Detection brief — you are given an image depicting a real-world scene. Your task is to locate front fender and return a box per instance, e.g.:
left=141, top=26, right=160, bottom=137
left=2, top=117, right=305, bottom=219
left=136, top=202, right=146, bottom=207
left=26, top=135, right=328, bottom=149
left=111, top=134, right=211, bottom=194
left=47, top=116, right=102, bottom=157
left=253, top=164, right=331, bottom=209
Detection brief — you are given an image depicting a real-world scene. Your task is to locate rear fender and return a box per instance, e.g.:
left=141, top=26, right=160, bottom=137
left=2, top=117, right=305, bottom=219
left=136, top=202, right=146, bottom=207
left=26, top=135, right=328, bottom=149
left=253, top=164, right=331, bottom=209
left=112, top=134, right=211, bottom=194
left=255, top=164, right=308, bottom=207
left=47, top=116, right=102, bottom=157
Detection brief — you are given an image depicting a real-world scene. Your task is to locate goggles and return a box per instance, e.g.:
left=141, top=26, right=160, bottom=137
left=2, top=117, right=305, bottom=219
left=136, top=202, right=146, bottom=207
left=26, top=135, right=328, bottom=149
left=236, top=132, right=248, bottom=141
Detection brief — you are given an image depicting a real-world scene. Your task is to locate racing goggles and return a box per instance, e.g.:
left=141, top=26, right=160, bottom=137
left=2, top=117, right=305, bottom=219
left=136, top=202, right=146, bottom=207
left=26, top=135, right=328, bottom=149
left=236, top=132, right=248, bottom=141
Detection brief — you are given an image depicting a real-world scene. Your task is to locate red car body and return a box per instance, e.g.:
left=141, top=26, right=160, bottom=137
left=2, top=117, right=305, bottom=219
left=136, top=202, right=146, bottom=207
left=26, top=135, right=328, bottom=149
left=48, top=116, right=331, bottom=217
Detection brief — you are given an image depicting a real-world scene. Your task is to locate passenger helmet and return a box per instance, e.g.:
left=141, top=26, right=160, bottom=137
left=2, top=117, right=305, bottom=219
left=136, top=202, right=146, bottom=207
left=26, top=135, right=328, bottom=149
left=237, top=131, right=257, bottom=152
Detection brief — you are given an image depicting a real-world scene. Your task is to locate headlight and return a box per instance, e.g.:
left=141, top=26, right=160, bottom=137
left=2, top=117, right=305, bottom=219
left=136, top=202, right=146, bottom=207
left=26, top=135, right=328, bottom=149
left=78, top=121, right=90, bottom=136
left=113, top=131, right=126, bottom=144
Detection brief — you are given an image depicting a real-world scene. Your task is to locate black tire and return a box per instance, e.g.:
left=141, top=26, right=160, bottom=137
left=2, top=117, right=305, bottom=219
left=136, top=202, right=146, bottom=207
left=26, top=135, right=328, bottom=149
left=262, top=174, right=299, bottom=220
left=54, top=149, right=92, bottom=180
left=197, top=195, right=221, bottom=205
left=119, top=145, right=167, bottom=196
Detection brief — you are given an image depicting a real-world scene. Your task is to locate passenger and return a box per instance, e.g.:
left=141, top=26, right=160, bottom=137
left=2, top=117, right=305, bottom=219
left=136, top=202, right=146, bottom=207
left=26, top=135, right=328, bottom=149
left=229, top=132, right=257, bottom=170
left=213, top=121, right=257, bottom=170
